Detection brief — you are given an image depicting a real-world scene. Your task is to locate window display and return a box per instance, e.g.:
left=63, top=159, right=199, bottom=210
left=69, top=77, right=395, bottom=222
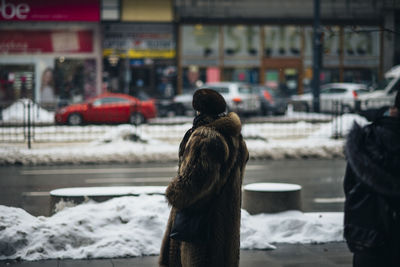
left=223, top=25, right=260, bottom=66
left=343, top=26, right=380, bottom=66
left=181, top=25, right=219, bottom=66
left=223, top=68, right=259, bottom=84
left=0, top=65, right=34, bottom=103
left=55, top=58, right=97, bottom=107
left=264, top=26, right=301, bottom=57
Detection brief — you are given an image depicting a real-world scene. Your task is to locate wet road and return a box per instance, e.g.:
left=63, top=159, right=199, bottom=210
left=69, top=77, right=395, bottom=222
left=0, top=159, right=347, bottom=216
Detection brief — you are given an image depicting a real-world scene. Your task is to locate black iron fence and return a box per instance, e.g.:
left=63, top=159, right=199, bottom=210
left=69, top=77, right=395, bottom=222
left=0, top=98, right=392, bottom=149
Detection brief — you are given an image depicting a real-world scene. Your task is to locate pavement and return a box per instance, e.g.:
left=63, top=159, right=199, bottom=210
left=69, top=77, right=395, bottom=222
left=0, top=242, right=352, bottom=267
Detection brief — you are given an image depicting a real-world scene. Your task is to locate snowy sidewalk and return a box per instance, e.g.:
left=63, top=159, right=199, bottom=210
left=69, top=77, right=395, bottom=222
left=0, top=243, right=352, bottom=266
left=0, top=194, right=344, bottom=261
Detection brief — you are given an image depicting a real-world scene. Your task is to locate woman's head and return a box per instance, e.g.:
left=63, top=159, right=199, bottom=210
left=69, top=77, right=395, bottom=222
left=41, top=68, right=54, bottom=88
left=192, top=88, right=226, bottom=115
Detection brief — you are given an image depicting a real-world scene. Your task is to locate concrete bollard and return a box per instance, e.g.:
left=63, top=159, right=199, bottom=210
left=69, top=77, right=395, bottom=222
left=242, top=183, right=302, bottom=214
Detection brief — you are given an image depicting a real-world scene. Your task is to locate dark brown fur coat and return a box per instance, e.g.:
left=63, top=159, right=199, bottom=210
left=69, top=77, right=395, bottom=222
left=159, top=112, right=249, bottom=267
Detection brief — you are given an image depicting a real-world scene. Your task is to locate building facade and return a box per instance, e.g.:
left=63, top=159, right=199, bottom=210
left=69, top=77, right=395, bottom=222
left=176, top=0, right=395, bottom=96
left=101, top=0, right=398, bottom=97
left=0, top=0, right=102, bottom=108
left=1, top=0, right=398, bottom=107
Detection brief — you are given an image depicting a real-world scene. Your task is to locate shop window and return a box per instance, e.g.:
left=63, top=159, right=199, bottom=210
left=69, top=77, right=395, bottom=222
left=343, top=26, right=380, bottom=67
left=224, top=26, right=260, bottom=57
left=155, top=65, right=176, bottom=98
left=130, top=67, right=152, bottom=96
left=0, top=65, right=34, bottom=103
left=222, top=68, right=259, bottom=84
left=181, top=66, right=206, bottom=93
left=181, top=25, right=219, bottom=66
left=321, top=69, right=340, bottom=84
left=343, top=68, right=378, bottom=86
left=55, top=58, right=97, bottom=107
left=264, top=26, right=301, bottom=58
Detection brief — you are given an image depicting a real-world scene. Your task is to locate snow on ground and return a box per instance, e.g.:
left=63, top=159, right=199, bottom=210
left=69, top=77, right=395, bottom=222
left=0, top=112, right=369, bottom=165
left=0, top=194, right=344, bottom=261
left=1, top=99, right=54, bottom=123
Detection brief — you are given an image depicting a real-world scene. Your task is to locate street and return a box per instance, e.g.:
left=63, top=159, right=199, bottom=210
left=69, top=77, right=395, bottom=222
left=0, top=159, right=346, bottom=216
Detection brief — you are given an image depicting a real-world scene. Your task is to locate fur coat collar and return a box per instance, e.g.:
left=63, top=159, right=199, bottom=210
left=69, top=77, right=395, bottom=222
left=200, top=112, right=242, bottom=136
left=345, top=117, right=400, bottom=197
left=179, top=112, right=242, bottom=160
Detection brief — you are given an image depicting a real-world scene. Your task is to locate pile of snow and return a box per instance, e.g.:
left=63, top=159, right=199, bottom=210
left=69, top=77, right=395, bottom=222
left=241, top=211, right=343, bottom=249
left=1, top=99, right=55, bottom=123
left=0, top=194, right=344, bottom=261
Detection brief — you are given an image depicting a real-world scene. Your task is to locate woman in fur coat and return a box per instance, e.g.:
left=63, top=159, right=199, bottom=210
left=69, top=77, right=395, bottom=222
left=159, top=89, right=249, bottom=267
left=344, top=91, right=400, bottom=267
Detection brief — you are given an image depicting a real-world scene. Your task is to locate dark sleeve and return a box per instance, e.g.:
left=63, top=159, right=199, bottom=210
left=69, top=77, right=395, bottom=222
left=343, top=164, right=357, bottom=199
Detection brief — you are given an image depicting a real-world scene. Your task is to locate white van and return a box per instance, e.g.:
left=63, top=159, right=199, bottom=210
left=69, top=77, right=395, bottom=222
left=358, top=65, right=400, bottom=111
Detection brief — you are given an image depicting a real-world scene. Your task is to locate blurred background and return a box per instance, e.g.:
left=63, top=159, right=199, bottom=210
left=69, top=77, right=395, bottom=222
left=0, top=0, right=399, bottom=143
left=0, top=0, right=398, bottom=107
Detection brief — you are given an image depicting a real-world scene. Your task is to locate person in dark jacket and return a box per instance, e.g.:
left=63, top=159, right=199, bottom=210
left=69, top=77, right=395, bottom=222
left=159, top=89, right=249, bottom=267
left=344, top=91, right=400, bottom=267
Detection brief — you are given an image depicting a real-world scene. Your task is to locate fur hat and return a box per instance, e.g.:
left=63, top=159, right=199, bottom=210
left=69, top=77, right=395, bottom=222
left=192, top=88, right=226, bottom=115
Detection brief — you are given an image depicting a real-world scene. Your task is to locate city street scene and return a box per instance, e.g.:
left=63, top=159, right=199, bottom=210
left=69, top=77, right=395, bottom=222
left=1, top=0, right=399, bottom=266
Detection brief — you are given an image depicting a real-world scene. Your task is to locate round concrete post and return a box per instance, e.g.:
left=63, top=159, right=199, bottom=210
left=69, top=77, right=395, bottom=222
left=242, top=183, right=302, bottom=214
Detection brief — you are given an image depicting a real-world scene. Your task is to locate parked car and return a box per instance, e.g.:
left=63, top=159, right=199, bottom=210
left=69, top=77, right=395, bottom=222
left=172, top=92, right=195, bottom=116
left=291, top=83, right=370, bottom=113
left=252, top=85, right=289, bottom=115
left=358, top=64, right=400, bottom=113
left=133, top=90, right=176, bottom=118
left=173, top=82, right=261, bottom=116
left=55, top=92, right=157, bottom=125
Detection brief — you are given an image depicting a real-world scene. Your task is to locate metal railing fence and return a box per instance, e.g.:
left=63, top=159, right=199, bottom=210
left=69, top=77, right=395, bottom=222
left=0, top=98, right=392, bottom=148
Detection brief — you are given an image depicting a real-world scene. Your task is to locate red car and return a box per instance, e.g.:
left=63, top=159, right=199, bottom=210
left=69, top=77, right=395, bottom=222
left=55, top=93, right=157, bottom=125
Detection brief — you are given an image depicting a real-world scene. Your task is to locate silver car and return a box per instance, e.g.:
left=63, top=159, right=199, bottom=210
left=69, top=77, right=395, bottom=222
left=202, top=82, right=261, bottom=115
left=291, top=83, right=370, bottom=113
left=173, top=82, right=261, bottom=116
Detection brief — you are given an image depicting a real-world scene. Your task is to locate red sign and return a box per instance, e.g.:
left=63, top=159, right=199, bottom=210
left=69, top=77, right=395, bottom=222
left=0, top=0, right=100, bottom=21
left=206, top=67, right=221, bottom=83
left=0, top=30, right=93, bottom=53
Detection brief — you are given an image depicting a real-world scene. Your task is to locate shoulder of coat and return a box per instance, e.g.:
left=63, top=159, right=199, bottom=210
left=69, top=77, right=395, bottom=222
left=207, top=112, right=242, bottom=137
left=189, top=126, right=230, bottom=161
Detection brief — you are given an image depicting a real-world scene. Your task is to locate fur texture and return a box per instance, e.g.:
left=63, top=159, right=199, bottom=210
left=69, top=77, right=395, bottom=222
left=344, top=116, right=400, bottom=256
left=159, top=112, right=249, bottom=267
left=345, top=117, right=400, bottom=197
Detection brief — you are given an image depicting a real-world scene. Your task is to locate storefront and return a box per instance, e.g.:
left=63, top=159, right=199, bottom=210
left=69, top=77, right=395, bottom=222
left=0, top=0, right=101, bottom=109
left=180, top=24, right=381, bottom=96
left=102, top=22, right=176, bottom=99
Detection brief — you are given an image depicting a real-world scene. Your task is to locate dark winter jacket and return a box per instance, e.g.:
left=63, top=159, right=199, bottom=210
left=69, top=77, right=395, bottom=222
left=159, top=112, right=249, bottom=267
left=344, top=116, right=400, bottom=253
